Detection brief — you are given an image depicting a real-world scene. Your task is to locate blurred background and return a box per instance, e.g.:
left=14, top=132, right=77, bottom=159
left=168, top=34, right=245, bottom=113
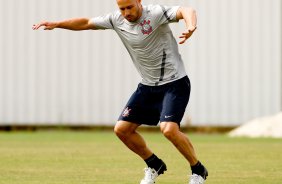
left=0, top=0, right=281, bottom=127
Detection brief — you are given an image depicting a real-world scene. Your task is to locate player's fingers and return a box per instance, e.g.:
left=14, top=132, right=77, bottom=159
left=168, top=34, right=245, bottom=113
left=179, top=40, right=185, bottom=44
left=179, top=37, right=187, bottom=44
left=33, top=23, right=46, bottom=30
left=183, top=27, right=196, bottom=35
left=181, top=32, right=193, bottom=39
left=32, top=24, right=40, bottom=30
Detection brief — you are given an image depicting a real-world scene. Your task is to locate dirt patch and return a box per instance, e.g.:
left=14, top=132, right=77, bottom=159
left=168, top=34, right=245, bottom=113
left=229, top=112, right=282, bottom=138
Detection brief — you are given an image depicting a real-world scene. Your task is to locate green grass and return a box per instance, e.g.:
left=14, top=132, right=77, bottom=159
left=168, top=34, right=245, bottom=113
left=0, top=130, right=281, bottom=184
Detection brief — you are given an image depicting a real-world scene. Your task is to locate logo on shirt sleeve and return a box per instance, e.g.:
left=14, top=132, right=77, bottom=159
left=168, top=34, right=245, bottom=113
left=122, top=107, right=131, bottom=117
left=139, top=19, right=153, bottom=35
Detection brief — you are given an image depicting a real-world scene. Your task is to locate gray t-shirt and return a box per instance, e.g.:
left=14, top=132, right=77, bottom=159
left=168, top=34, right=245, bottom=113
left=90, top=4, right=187, bottom=86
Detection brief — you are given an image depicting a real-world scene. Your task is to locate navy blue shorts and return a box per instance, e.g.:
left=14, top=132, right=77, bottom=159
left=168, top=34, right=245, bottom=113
left=118, top=76, right=191, bottom=126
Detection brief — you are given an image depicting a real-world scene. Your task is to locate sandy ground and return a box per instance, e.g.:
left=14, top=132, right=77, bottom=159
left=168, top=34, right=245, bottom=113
left=229, top=112, right=282, bottom=138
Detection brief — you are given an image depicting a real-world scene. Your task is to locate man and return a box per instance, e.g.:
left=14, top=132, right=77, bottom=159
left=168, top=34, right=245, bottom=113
left=33, top=0, right=208, bottom=183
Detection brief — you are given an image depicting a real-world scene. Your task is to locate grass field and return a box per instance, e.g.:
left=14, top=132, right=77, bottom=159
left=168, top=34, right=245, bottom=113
left=0, top=130, right=281, bottom=184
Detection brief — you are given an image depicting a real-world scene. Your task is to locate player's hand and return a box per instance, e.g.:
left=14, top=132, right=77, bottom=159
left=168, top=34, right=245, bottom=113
left=179, top=26, right=197, bottom=44
left=32, top=22, right=58, bottom=30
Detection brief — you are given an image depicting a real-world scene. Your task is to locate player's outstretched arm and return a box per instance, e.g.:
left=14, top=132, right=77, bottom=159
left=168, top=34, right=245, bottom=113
left=32, top=18, right=96, bottom=31
left=176, top=7, right=197, bottom=44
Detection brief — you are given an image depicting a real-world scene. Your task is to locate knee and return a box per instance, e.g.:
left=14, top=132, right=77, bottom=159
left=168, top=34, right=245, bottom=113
left=161, top=127, right=177, bottom=140
left=114, top=124, right=126, bottom=138
left=114, top=121, right=134, bottom=139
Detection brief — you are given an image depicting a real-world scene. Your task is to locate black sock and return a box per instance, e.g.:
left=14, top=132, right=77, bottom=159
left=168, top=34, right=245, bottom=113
left=191, top=161, right=205, bottom=175
left=144, top=154, right=163, bottom=171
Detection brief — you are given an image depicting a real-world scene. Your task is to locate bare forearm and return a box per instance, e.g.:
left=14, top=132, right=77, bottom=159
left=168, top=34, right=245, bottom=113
left=176, top=7, right=197, bottom=44
left=56, top=18, right=93, bottom=30
left=177, top=7, right=197, bottom=29
left=33, top=17, right=95, bottom=31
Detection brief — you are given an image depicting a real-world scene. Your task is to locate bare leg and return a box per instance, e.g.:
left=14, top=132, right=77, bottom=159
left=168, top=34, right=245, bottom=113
left=160, top=122, right=198, bottom=166
left=114, top=121, right=153, bottom=159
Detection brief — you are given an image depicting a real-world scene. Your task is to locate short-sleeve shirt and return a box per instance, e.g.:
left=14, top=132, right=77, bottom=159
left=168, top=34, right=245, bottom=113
left=90, top=4, right=187, bottom=86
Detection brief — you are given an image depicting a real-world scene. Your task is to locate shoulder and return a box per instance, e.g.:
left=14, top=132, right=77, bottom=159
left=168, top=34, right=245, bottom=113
left=111, top=10, right=123, bottom=22
left=144, top=4, right=179, bottom=16
left=144, top=4, right=163, bottom=12
left=143, top=4, right=165, bottom=19
left=105, top=10, right=126, bottom=27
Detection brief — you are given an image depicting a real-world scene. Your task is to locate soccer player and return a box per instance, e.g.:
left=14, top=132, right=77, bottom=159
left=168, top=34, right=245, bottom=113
left=33, top=0, right=208, bottom=183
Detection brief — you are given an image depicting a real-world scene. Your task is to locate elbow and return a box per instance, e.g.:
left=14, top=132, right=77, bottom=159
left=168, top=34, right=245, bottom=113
left=187, top=7, right=197, bottom=26
left=87, top=19, right=96, bottom=30
left=177, top=7, right=196, bottom=20
left=187, top=7, right=196, bottom=16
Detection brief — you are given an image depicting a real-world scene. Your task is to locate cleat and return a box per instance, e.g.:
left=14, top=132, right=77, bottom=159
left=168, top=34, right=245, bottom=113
left=140, top=161, right=167, bottom=184
left=189, top=174, right=205, bottom=184
left=140, top=167, right=158, bottom=184
left=189, top=165, right=208, bottom=184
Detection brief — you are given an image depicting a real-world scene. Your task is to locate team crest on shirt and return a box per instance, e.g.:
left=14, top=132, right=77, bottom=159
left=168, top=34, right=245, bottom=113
left=122, top=107, right=131, bottom=117
left=139, top=19, right=153, bottom=35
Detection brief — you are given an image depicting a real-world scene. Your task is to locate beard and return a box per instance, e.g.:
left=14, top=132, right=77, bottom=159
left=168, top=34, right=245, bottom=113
left=125, top=6, right=142, bottom=22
